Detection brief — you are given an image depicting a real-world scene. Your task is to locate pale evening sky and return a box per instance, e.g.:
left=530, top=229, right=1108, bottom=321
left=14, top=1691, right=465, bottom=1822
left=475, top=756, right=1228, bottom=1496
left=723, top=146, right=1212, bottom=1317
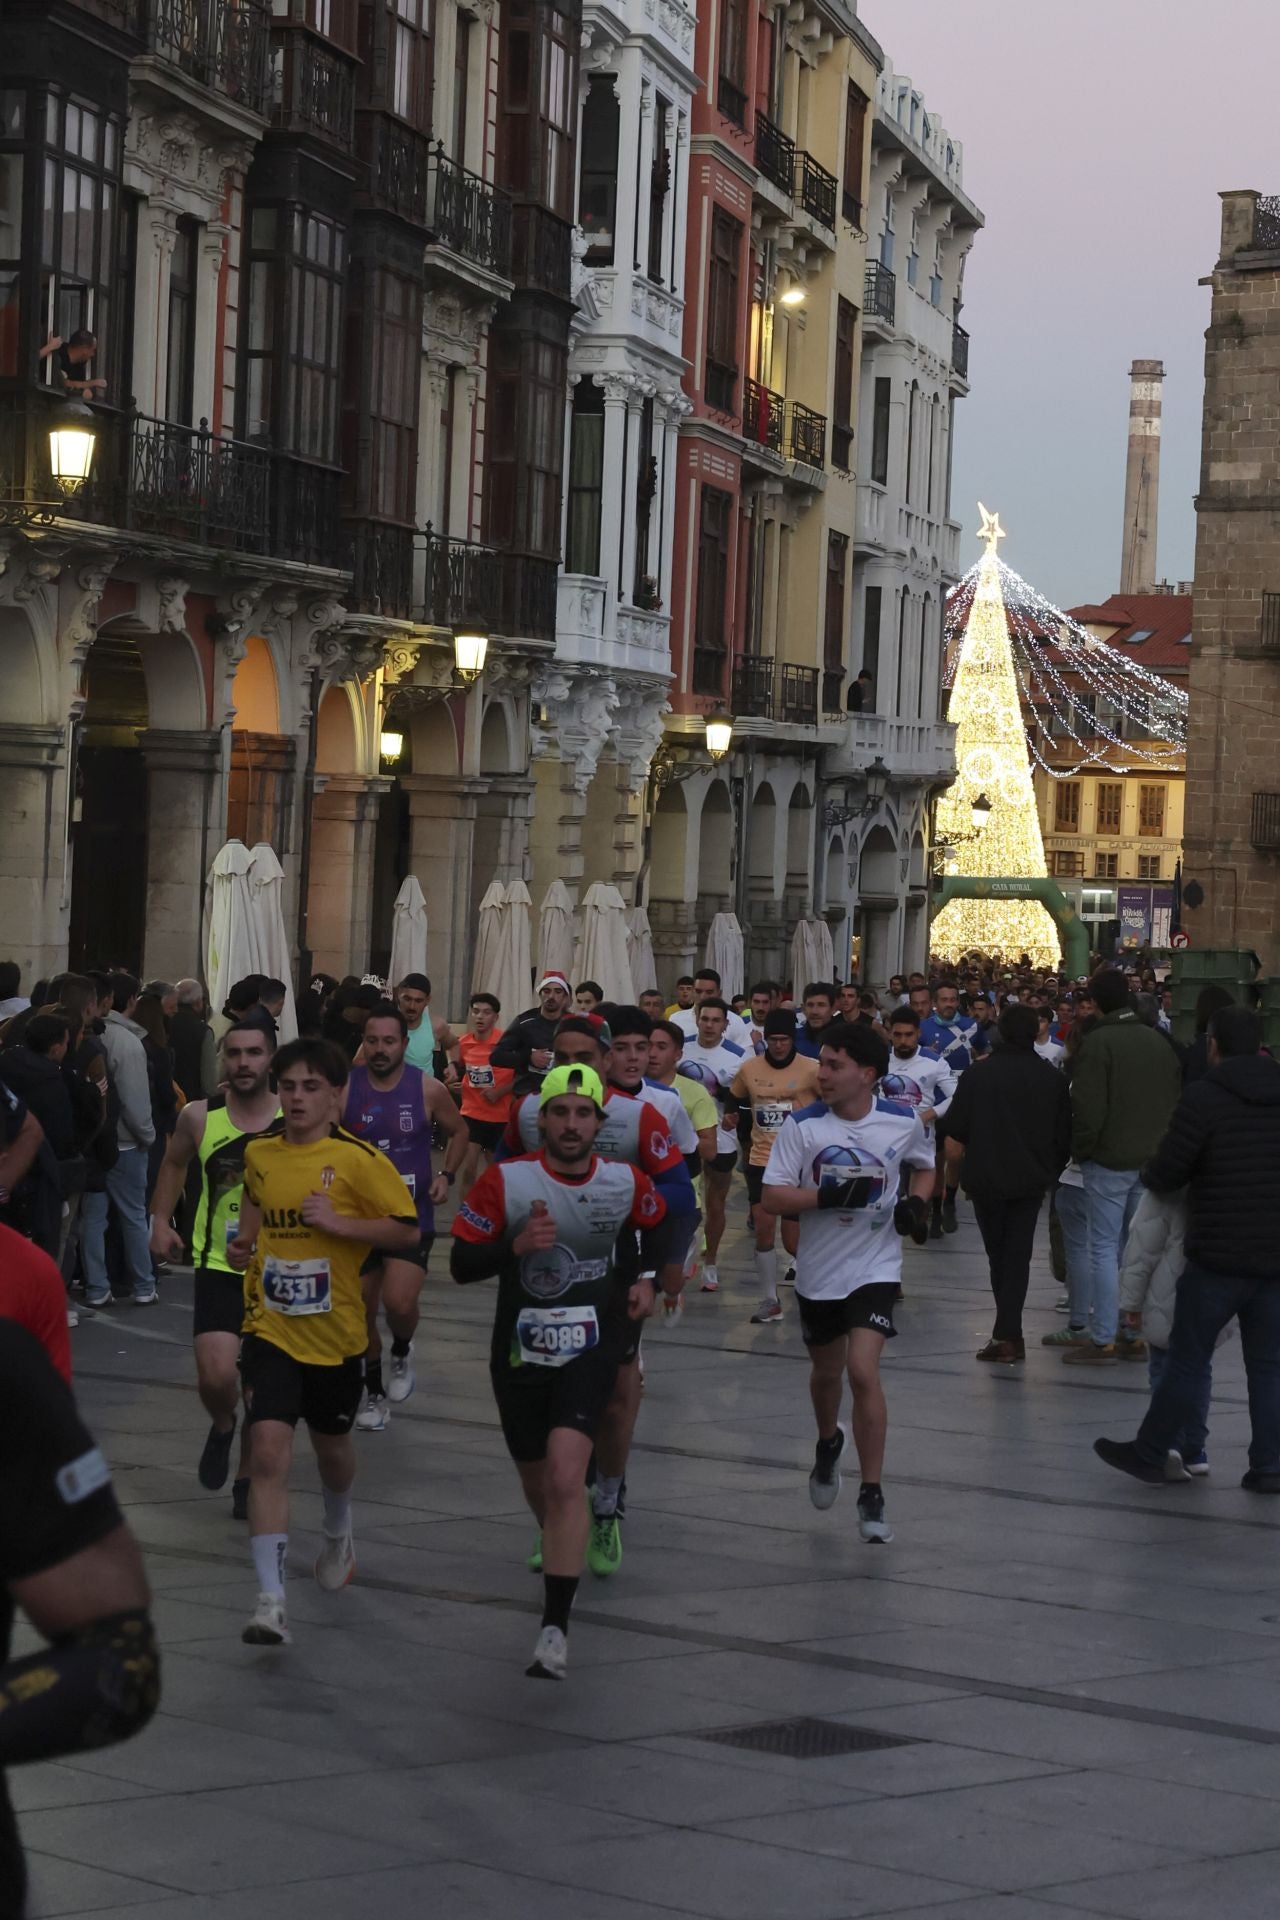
left=864, top=0, right=1280, bottom=609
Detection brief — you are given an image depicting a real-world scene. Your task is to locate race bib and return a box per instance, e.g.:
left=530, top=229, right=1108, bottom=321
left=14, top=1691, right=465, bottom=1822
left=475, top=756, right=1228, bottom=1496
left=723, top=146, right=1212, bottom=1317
left=755, top=1103, right=791, bottom=1133
left=467, top=1064, right=495, bottom=1088
left=515, top=1304, right=600, bottom=1368
left=261, top=1256, right=331, bottom=1315
left=402, top=1172, right=416, bottom=1197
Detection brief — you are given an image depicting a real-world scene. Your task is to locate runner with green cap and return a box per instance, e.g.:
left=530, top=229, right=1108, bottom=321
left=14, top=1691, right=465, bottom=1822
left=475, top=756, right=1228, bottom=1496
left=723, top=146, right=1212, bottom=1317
left=450, top=1062, right=671, bottom=1680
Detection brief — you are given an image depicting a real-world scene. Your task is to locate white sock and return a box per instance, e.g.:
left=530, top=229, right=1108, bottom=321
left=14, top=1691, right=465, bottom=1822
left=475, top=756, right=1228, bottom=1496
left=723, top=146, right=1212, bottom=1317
left=754, top=1248, right=779, bottom=1303
left=592, top=1474, right=624, bottom=1518
left=321, top=1486, right=352, bottom=1539
left=252, top=1532, right=287, bottom=1599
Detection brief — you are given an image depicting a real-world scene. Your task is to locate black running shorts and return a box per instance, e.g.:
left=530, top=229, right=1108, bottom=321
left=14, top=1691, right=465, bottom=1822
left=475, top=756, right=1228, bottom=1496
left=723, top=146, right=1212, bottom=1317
left=710, top=1150, right=738, bottom=1174
left=796, top=1284, right=899, bottom=1348
left=465, top=1116, right=505, bottom=1151
left=361, top=1234, right=435, bottom=1279
left=490, top=1346, right=621, bottom=1463
left=240, top=1334, right=364, bottom=1435
left=193, top=1267, right=246, bottom=1339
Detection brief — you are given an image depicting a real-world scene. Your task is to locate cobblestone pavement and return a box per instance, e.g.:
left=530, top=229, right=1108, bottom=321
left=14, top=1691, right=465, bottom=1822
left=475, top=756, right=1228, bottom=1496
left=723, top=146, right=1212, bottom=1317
left=20, top=1196, right=1280, bottom=1919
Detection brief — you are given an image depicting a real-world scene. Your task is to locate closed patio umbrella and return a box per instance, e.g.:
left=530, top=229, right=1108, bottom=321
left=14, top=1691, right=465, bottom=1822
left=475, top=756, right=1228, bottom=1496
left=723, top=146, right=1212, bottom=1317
left=537, top=879, right=576, bottom=987
left=625, top=905, right=657, bottom=1000
left=387, top=874, right=428, bottom=988
left=573, top=882, right=634, bottom=1006
left=246, top=843, right=298, bottom=1041
left=704, top=911, right=745, bottom=1002
left=472, top=880, right=507, bottom=999
left=790, top=915, right=835, bottom=999
left=205, top=840, right=255, bottom=1025
left=491, top=880, right=533, bottom=1025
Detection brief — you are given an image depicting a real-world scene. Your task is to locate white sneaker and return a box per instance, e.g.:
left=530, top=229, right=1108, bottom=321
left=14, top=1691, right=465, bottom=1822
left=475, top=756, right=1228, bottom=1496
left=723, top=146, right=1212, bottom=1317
left=526, top=1624, right=567, bottom=1681
left=751, top=1298, right=783, bottom=1324
left=315, top=1530, right=356, bottom=1591
left=700, top=1264, right=720, bottom=1292
left=356, top=1392, right=390, bottom=1431
left=660, top=1292, right=684, bottom=1326
left=242, top=1591, right=290, bottom=1645
left=387, top=1346, right=416, bottom=1403
left=66, top=1305, right=79, bottom=1329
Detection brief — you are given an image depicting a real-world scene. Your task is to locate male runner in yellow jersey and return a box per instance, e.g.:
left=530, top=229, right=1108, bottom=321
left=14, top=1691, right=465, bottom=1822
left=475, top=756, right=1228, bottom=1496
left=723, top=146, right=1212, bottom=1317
left=724, top=1009, right=820, bottom=1323
left=228, top=1037, right=419, bottom=1646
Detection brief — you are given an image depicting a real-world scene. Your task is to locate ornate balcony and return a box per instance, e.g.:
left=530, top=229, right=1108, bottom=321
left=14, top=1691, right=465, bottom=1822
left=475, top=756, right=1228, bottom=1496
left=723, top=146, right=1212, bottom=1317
left=754, top=114, right=795, bottom=195
left=780, top=663, right=818, bottom=724
left=951, top=322, right=970, bottom=381
left=786, top=400, right=826, bottom=469
left=864, top=258, right=896, bottom=328
left=822, top=667, right=846, bottom=716
left=718, top=74, right=747, bottom=129
left=732, top=655, right=775, bottom=717
left=427, top=146, right=512, bottom=277
left=271, top=26, right=355, bottom=148
left=742, top=377, right=784, bottom=453
left=357, top=110, right=432, bottom=227
left=823, top=712, right=957, bottom=785
left=421, top=525, right=502, bottom=629
left=510, top=205, right=572, bottom=298
left=137, top=0, right=272, bottom=116
left=794, top=151, right=836, bottom=231
left=692, top=646, right=727, bottom=697
left=270, top=454, right=344, bottom=568
left=499, top=551, right=558, bottom=641
left=349, top=519, right=416, bottom=617
left=730, top=656, right=819, bottom=727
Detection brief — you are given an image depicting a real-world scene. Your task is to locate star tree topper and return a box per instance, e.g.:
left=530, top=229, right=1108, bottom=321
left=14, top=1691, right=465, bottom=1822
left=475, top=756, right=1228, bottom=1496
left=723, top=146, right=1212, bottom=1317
left=977, top=503, right=1006, bottom=555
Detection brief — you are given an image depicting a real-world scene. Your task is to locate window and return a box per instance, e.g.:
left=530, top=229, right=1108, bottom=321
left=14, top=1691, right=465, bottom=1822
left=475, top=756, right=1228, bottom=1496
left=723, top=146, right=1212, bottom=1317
left=564, top=379, right=603, bottom=575
left=647, top=95, right=670, bottom=281
left=369, top=269, right=418, bottom=520
left=164, top=215, right=198, bottom=425
left=1054, top=781, right=1080, bottom=833
left=1050, top=851, right=1084, bottom=879
left=540, top=7, right=576, bottom=218
left=0, top=93, right=23, bottom=379
left=842, top=83, right=866, bottom=225
left=579, top=76, right=619, bottom=262
left=241, top=205, right=346, bottom=463
left=37, top=93, right=123, bottom=388
left=1138, top=784, right=1166, bottom=836
left=870, top=376, right=890, bottom=485
left=718, top=0, right=747, bottom=124
left=906, top=212, right=919, bottom=287
left=1138, top=855, right=1161, bottom=880
left=484, top=324, right=568, bottom=556
left=633, top=398, right=657, bottom=600
left=452, top=12, right=472, bottom=160
left=498, top=0, right=576, bottom=216
left=1123, top=628, right=1156, bottom=645
left=1095, top=781, right=1122, bottom=833
left=1094, top=852, right=1118, bottom=879
left=705, top=208, right=740, bottom=412
left=832, top=297, right=855, bottom=469
left=825, top=532, right=847, bottom=674
left=695, top=485, right=731, bottom=660
left=861, top=583, right=881, bottom=705
left=389, top=0, right=431, bottom=125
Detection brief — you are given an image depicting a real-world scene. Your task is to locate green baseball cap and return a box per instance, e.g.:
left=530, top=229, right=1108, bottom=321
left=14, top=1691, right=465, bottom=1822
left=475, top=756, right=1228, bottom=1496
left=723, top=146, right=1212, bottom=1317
left=538, top=1063, right=606, bottom=1111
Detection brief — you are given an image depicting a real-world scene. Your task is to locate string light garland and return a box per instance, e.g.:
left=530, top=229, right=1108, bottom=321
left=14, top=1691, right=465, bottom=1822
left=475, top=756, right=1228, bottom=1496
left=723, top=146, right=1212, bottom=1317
left=944, top=557, right=1187, bottom=778
left=931, top=507, right=1061, bottom=966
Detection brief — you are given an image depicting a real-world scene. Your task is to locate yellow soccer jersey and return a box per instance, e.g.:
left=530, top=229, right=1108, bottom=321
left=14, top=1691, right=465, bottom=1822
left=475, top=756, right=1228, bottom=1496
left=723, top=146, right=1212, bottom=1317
left=241, top=1128, right=417, bottom=1365
left=729, top=1054, right=822, bottom=1165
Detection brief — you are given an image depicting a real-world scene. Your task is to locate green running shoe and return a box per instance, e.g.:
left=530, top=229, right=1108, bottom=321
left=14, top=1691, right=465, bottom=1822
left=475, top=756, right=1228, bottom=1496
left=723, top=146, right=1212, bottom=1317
left=586, top=1511, right=622, bottom=1577
left=526, top=1532, right=543, bottom=1573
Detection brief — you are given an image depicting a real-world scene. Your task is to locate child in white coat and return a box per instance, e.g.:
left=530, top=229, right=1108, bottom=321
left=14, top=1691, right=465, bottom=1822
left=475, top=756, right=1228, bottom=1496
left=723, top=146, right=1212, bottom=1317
left=1119, top=1187, right=1221, bottom=1475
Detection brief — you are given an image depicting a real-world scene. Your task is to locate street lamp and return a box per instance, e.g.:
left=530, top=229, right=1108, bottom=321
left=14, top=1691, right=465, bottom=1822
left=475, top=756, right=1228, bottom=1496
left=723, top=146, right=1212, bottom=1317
left=863, top=756, right=889, bottom=810
left=970, top=791, right=992, bottom=834
left=379, top=728, right=405, bottom=764
left=48, top=399, right=99, bottom=496
left=704, top=711, right=734, bottom=760
left=453, top=626, right=488, bottom=682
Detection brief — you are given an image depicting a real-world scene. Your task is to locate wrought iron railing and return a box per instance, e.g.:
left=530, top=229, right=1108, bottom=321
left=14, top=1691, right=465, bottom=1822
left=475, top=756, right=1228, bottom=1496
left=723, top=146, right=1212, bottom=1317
left=864, top=258, right=896, bottom=325
left=787, top=400, right=826, bottom=468
left=510, top=205, right=572, bottom=297
left=742, top=377, right=784, bottom=453
left=498, top=551, right=558, bottom=641
left=692, top=646, right=727, bottom=697
left=754, top=113, right=795, bottom=194
left=780, top=662, right=819, bottom=725
left=1254, top=195, right=1280, bottom=250
left=842, top=189, right=862, bottom=227
left=427, top=146, right=513, bottom=276
left=349, top=518, right=416, bottom=618
left=138, top=0, right=272, bottom=115
left=421, top=525, right=502, bottom=629
left=732, top=655, right=775, bottom=716
left=794, top=150, right=836, bottom=230
left=1251, top=791, right=1280, bottom=849
left=357, top=110, right=432, bottom=226
left=951, top=322, right=970, bottom=380
left=271, top=26, right=355, bottom=146
left=705, top=358, right=737, bottom=414
left=1261, top=590, right=1280, bottom=655
left=270, top=455, right=344, bottom=567
left=832, top=422, right=853, bottom=471
left=718, top=73, right=747, bottom=128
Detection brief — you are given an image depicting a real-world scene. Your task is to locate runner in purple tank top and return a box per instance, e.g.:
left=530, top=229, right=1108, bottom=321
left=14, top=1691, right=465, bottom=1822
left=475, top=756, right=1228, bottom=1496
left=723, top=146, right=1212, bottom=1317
left=342, top=1002, right=467, bottom=1428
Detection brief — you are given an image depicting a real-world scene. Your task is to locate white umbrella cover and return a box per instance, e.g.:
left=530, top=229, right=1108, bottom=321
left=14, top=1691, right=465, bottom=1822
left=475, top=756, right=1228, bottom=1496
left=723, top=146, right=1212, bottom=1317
left=246, top=843, right=298, bottom=1042
left=490, top=880, right=533, bottom=1025
left=573, top=882, right=634, bottom=1005
left=387, top=874, right=428, bottom=987
left=790, top=915, right=835, bottom=999
left=704, top=911, right=745, bottom=1002
left=537, top=879, right=576, bottom=986
left=625, top=905, right=657, bottom=1000
left=471, top=880, right=507, bottom=998
left=205, top=840, right=255, bottom=1023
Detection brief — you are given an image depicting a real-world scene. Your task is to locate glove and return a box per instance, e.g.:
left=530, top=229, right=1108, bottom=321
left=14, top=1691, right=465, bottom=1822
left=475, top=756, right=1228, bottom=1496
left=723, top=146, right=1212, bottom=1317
left=893, top=1194, right=929, bottom=1244
left=817, top=1176, right=862, bottom=1210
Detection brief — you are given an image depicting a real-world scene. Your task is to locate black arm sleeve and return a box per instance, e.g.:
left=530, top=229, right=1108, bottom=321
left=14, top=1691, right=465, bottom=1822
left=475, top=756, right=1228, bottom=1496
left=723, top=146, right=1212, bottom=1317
left=0, top=1611, right=159, bottom=1765
left=450, top=1237, right=506, bottom=1285
left=638, top=1212, right=678, bottom=1273
left=490, top=1019, right=531, bottom=1074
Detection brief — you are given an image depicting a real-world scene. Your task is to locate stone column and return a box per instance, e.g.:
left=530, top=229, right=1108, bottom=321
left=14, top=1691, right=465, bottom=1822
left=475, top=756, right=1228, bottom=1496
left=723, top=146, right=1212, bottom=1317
left=132, top=204, right=179, bottom=419
left=0, top=724, right=69, bottom=981
left=618, top=386, right=647, bottom=611
left=599, top=380, right=630, bottom=605
left=401, top=773, right=484, bottom=1021
left=139, top=729, right=222, bottom=982
left=307, top=773, right=390, bottom=978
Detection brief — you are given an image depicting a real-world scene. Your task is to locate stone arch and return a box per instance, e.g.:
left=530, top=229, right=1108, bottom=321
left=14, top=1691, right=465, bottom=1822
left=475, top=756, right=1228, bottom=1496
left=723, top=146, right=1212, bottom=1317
left=825, top=831, right=846, bottom=903
left=410, top=701, right=459, bottom=779
left=230, top=634, right=280, bottom=733
left=786, top=781, right=814, bottom=889
left=698, top=778, right=733, bottom=903
left=908, top=830, right=926, bottom=891
left=748, top=780, right=777, bottom=890
left=133, top=633, right=205, bottom=731
left=0, top=607, right=47, bottom=726
left=316, top=682, right=360, bottom=773
left=859, top=823, right=898, bottom=898
left=480, top=698, right=517, bottom=774
left=650, top=782, right=692, bottom=904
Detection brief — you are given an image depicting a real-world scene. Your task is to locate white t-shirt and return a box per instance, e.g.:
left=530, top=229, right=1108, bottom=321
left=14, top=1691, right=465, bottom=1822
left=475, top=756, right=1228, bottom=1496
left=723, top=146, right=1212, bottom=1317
left=1034, top=1038, right=1066, bottom=1067
left=629, top=1077, right=698, bottom=1156
left=671, top=1005, right=754, bottom=1050
left=763, top=1098, right=934, bottom=1298
left=678, top=1036, right=748, bottom=1155
left=878, top=1048, right=957, bottom=1131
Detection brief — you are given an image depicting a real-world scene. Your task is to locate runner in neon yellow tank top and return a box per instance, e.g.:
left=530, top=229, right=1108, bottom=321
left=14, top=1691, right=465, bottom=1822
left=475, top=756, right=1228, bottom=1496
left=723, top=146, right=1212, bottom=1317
left=149, top=1020, right=280, bottom=1513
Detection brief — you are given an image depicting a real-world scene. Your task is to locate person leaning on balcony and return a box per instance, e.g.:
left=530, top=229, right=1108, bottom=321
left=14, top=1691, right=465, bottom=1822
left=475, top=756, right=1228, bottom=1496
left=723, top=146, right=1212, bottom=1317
left=847, top=670, right=874, bottom=713
left=38, top=329, right=107, bottom=399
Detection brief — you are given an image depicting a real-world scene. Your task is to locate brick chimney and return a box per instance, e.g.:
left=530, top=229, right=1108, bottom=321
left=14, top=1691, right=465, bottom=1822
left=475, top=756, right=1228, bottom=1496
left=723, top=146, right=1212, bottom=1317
left=1120, top=358, right=1164, bottom=594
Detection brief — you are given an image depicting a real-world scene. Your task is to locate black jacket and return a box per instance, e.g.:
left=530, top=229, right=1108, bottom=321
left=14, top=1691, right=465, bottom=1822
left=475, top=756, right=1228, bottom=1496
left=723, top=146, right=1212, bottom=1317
left=491, top=1007, right=558, bottom=1095
left=0, top=1050, right=76, bottom=1160
left=169, top=1004, right=212, bottom=1104
left=943, top=1046, right=1072, bottom=1200
left=1144, top=1053, right=1280, bottom=1278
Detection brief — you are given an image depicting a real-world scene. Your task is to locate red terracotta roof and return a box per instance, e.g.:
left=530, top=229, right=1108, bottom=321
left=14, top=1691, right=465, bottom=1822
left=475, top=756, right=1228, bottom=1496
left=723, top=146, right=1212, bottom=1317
left=1064, top=594, right=1192, bottom=670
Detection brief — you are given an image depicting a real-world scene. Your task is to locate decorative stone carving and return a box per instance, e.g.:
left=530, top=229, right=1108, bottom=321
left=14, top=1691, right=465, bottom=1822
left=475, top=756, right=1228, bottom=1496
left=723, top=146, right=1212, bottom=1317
left=611, top=679, right=671, bottom=793
left=484, top=651, right=535, bottom=697
left=382, top=640, right=422, bottom=684
left=531, top=668, right=619, bottom=794
left=60, top=561, right=116, bottom=670
left=155, top=575, right=190, bottom=634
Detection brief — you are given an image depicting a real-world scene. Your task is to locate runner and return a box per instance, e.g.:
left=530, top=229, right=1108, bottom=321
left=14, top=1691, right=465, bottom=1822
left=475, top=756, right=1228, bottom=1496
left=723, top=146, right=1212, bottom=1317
left=722, top=1009, right=820, bottom=1324
left=916, top=981, right=987, bottom=1238
left=760, top=1020, right=934, bottom=1545
left=342, top=1001, right=467, bottom=1431
left=0, top=1322, right=159, bottom=1917
left=669, top=968, right=754, bottom=1048
left=448, top=992, right=517, bottom=1196
left=491, top=972, right=573, bottom=1094
left=676, top=997, right=747, bottom=1292
left=881, top=1008, right=957, bottom=1138
left=394, top=972, right=453, bottom=1077
left=148, top=1019, right=280, bottom=1513
left=228, top=1038, right=419, bottom=1646
left=497, top=1016, right=683, bottom=1191
left=606, top=1007, right=702, bottom=1324
left=647, top=1018, right=718, bottom=1290
left=450, top=1064, right=668, bottom=1681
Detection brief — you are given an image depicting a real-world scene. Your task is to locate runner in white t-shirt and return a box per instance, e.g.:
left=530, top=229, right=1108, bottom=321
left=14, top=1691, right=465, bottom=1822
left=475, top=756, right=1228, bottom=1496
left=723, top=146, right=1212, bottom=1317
left=761, top=1019, right=934, bottom=1544
left=677, top=999, right=747, bottom=1292
left=669, top=967, right=754, bottom=1050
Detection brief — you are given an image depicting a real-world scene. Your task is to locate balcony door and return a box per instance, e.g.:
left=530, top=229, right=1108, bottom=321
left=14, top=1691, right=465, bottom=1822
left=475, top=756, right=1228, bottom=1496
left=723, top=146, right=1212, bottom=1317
left=165, top=215, right=198, bottom=425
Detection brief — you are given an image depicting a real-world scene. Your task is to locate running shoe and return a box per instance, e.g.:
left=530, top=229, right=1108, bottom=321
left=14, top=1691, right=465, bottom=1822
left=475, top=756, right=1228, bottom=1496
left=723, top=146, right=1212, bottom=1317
left=751, top=1298, right=783, bottom=1324
left=231, top=1477, right=251, bottom=1521
left=660, top=1292, right=684, bottom=1326
left=928, top=1213, right=943, bottom=1242
left=356, top=1392, right=391, bottom=1431
left=941, top=1203, right=958, bottom=1235
left=857, top=1487, right=893, bottom=1543
left=65, top=1305, right=79, bottom=1328
left=198, top=1416, right=237, bottom=1492
left=586, top=1511, right=622, bottom=1577
left=1164, top=1450, right=1192, bottom=1483
left=1241, top=1469, right=1280, bottom=1494
left=315, top=1531, right=356, bottom=1591
left=527, top=1625, right=567, bottom=1681
left=387, top=1345, right=416, bottom=1403
left=527, top=1532, right=543, bottom=1573
left=780, top=1265, right=796, bottom=1289
left=701, top=1264, right=720, bottom=1292
left=808, top=1428, right=845, bottom=1510
left=242, top=1592, right=290, bottom=1645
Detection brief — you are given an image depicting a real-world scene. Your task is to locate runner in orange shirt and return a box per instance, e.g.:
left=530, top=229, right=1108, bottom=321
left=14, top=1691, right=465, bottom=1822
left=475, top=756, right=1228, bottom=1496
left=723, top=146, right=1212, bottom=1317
left=449, top=994, right=517, bottom=1196
left=724, top=1009, right=820, bottom=1324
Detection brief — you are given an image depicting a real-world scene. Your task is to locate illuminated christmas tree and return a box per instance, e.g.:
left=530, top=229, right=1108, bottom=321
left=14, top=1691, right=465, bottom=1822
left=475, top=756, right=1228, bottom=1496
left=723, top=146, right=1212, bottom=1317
left=930, top=507, right=1061, bottom=967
